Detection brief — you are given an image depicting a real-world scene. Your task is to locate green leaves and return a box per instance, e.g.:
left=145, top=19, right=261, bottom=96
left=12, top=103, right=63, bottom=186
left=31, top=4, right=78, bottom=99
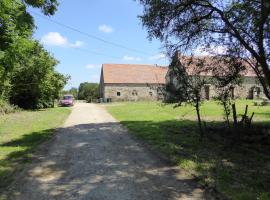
left=23, top=0, right=59, bottom=15
left=78, top=83, right=99, bottom=102
left=139, top=0, right=270, bottom=99
left=0, top=51, right=5, bottom=60
left=0, top=0, right=64, bottom=109
left=9, top=41, right=67, bottom=109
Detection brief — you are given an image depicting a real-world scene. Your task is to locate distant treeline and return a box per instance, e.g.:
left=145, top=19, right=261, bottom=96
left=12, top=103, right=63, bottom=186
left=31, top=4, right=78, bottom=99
left=63, top=83, right=99, bottom=102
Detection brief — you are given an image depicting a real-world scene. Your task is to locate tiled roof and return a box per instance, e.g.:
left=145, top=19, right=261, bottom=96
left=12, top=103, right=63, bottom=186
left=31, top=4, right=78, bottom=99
left=101, top=58, right=257, bottom=84
left=180, top=56, right=257, bottom=77
left=102, top=64, right=168, bottom=84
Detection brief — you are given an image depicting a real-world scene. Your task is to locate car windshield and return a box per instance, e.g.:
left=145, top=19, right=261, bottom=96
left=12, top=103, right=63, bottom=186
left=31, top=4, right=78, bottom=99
left=63, top=96, right=73, bottom=100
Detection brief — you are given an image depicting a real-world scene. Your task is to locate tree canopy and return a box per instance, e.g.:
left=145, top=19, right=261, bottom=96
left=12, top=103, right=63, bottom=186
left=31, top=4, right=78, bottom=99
left=139, top=0, right=270, bottom=99
left=78, top=83, right=99, bottom=102
left=0, top=0, right=66, bottom=109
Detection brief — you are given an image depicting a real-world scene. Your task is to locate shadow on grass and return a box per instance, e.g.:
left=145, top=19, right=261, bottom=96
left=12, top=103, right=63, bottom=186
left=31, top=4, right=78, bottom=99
left=0, top=129, right=55, bottom=189
left=0, top=120, right=269, bottom=200
left=119, top=119, right=270, bottom=199
left=255, top=111, right=270, bottom=119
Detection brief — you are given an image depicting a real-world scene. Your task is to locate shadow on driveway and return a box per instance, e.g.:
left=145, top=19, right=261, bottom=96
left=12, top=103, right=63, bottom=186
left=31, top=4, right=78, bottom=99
left=1, top=122, right=212, bottom=200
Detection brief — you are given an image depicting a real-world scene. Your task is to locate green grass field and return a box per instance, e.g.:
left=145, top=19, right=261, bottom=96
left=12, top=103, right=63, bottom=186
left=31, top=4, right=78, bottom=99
left=107, top=100, right=270, bottom=200
left=0, top=107, right=71, bottom=192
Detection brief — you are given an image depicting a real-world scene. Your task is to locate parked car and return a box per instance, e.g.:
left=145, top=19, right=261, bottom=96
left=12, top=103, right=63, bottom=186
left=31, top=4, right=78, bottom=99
left=59, top=94, right=74, bottom=107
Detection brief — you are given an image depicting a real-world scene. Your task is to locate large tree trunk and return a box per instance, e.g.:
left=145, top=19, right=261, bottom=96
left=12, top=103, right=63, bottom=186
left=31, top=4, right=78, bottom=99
left=257, top=61, right=270, bottom=100
left=245, top=59, right=270, bottom=100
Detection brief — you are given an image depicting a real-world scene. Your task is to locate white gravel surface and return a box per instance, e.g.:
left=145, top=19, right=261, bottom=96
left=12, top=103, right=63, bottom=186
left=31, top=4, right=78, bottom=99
left=7, top=103, right=212, bottom=200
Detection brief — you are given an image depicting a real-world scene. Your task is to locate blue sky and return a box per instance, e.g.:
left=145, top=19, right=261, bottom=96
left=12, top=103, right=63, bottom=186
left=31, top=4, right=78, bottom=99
left=27, top=0, right=170, bottom=89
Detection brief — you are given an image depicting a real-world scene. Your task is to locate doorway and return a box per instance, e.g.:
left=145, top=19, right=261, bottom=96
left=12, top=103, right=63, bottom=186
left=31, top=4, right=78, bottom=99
left=204, top=85, right=210, bottom=100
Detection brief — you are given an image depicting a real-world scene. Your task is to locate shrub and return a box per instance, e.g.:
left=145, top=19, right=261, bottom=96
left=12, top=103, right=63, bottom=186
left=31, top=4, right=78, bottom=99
left=0, top=100, right=19, bottom=115
left=253, top=98, right=270, bottom=106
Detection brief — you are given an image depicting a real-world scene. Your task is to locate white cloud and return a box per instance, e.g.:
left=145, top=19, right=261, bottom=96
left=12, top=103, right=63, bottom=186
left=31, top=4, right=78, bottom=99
left=86, top=64, right=95, bottom=69
left=123, top=55, right=142, bottom=61
left=41, top=32, right=67, bottom=46
left=41, top=32, right=84, bottom=48
left=194, top=45, right=227, bottom=56
left=149, top=53, right=167, bottom=60
left=70, top=41, right=84, bottom=48
left=98, top=25, right=113, bottom=33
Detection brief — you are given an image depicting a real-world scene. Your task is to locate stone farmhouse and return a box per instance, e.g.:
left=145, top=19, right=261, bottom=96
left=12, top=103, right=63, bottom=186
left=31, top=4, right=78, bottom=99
left=99, top=59, right=264, bottom=102
left=99, top=64, right=167, bottom=102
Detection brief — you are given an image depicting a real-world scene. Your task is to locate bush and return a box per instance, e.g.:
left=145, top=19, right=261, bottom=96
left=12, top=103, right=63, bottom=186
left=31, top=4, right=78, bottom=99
left=261, top=98, right=270, bottom=106
left=0, top=100, right=19, bottom=115
left=253, top=98, right=270, bottom=106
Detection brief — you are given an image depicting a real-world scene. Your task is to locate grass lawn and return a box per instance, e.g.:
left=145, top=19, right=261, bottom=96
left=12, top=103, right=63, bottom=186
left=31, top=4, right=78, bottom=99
left=107, top=100, right=270, bottom=200
left=0, top=107, right=71, bottom=192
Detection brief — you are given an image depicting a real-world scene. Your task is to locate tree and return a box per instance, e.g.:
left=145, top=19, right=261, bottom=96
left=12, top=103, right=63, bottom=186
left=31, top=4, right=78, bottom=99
left=138, top=0, right=270, bottom=99
left=50, top=72, right=70, bottom=106
left=0, top=0, right=58, bottom=65
left=23, top=0, right=59, bottom=15
left=78, top=83, right=99, bottom=102
left=0, top=0, right=64, bottom=109
left=211, top=57, right=245, bottom=129
left=166, top=53, right=210, bottom=137
left=9, top=41, right=68, bottom=109
left=0, top=0, right=59, bottom=99
left=0, top=0, right=34, bottom=98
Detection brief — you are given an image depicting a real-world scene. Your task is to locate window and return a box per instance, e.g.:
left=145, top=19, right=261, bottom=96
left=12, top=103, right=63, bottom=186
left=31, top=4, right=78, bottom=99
left=117, top=92, right=121, bottom=96
left=63, top=95, right=73, bottom=100
left=255, top=87, right=261, bottom=98
left=204, top=85, right=210, bottom=100
left=132, top=90, right=138, bottom=96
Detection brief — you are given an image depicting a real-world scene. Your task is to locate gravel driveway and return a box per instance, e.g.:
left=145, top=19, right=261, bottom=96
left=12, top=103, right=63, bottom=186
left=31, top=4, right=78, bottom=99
left=7, top=103, right=211, bottom=200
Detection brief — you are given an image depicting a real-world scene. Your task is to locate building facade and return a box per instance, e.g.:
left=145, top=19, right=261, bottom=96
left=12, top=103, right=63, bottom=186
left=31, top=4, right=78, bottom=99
left=99, top=64, right=167, bottom=102
left=99, top=61, right=264, bottom=102
left=165, top=54, right=264, bottom=101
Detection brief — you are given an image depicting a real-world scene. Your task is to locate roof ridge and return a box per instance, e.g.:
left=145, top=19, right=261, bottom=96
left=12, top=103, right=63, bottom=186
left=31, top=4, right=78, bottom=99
left=102, top=63, right=168, bottom=67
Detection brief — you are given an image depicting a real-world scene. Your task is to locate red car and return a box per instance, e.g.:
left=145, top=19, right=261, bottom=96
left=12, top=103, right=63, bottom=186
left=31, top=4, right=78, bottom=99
left=59, top=95, right=74, bottom=106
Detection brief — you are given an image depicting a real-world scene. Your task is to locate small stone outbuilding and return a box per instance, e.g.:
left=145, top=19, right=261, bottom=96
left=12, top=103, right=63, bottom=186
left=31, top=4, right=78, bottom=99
left=99, top=64, right=167, bottom=102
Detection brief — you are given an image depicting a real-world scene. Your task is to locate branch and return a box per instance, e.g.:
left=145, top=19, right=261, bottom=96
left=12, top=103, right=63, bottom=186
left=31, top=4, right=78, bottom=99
left=244, top=58, right=270, bottom=99
left=199, top=2, right=261, bottom=61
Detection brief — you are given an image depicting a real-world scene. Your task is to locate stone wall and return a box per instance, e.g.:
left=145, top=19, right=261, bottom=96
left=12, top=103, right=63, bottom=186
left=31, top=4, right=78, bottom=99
left=201, top=77, right=265, bottom=100
left=103, top=83, right=164, bottom=102
left=166, top=72, right=265, bottom=101
left=234, top=77, right=265, bottom=99
left=100, top=77, right=265, bottom=102
left=165, top=60, right=266, bottom=100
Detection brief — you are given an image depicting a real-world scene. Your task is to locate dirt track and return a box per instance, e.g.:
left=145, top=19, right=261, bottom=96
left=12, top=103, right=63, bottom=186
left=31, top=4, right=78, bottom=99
left=7, top=103, right=211, bottom=200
